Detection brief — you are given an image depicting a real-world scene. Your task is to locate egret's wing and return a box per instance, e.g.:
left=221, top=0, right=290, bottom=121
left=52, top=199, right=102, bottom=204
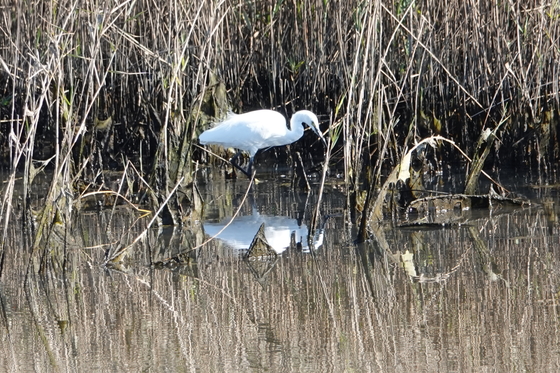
left=240, top=110, right=294, bottom=146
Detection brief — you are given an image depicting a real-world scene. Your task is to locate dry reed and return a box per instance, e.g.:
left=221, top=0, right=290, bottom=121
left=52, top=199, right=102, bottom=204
left=0, top=0, right=558, bottom=267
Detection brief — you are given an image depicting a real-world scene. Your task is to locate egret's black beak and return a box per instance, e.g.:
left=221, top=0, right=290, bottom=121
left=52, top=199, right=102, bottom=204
left=318, top=132, right=327, bottom=147
left=313, top=123, right=327, bottom=147
left=304, top=120, right=327, bottom=147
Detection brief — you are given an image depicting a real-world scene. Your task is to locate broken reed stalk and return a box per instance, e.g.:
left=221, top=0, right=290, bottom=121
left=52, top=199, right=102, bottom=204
left=310, top=133, right=333, bottom=235
left=363, top=135, right=512, bottom=233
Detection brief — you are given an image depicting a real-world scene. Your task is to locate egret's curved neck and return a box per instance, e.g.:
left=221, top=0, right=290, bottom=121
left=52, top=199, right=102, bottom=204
left=286, top=114, right=306, bottom=142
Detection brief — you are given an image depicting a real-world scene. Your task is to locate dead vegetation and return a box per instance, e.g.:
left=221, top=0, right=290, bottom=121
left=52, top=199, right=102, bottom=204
left=0, top=0, right=558, bottom=270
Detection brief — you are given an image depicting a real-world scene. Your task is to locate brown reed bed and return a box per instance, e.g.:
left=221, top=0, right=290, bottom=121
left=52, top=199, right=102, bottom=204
left=0, top=0, right=558, bottom=268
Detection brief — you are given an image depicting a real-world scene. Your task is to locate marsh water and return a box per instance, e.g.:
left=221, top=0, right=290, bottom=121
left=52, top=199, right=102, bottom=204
left=1, top=168, right=560, bottom=372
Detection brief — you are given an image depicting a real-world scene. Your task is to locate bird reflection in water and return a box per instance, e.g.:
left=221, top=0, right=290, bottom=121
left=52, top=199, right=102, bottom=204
left=203, top=208, right=324, bottom=255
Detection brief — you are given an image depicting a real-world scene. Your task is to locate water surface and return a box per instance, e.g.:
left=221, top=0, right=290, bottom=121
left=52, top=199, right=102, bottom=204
left=1, top=171, right=560, bottom=372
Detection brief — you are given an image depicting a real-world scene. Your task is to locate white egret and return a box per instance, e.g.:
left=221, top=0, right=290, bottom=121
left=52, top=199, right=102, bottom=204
left=199, top=109, right=326, bottom=177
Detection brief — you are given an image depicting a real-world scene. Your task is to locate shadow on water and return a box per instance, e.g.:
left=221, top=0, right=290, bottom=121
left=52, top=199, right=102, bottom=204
left=1, top=169, right=560, bottom=371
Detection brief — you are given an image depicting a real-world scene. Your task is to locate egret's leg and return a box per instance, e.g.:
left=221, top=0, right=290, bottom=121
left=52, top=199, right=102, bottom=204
left=230, top=152, right=253, bottom=178
left=230, top=151, right=241, bottom=168
left=246, top=158, right=254, bottom=177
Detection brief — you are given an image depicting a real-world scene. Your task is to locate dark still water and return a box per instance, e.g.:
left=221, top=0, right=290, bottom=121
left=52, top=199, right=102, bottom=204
left=1, top=170, right=560, bottom=372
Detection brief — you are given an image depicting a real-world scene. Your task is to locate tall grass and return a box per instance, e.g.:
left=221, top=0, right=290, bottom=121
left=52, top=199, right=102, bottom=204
left=0, top=0, right=558, bottom=266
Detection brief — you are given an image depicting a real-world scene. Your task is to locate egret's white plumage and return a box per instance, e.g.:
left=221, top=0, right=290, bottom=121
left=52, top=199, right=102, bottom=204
left=199, top=109, right=325, bottom=177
